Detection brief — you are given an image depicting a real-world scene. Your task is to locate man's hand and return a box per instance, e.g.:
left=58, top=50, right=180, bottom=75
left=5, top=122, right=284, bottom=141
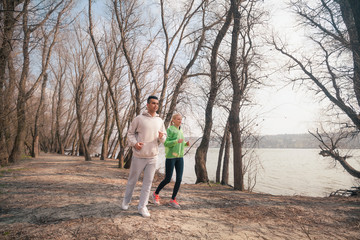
left=135, top=142, right=144, bottom=150
left=158, top=131, right=164, bottom=140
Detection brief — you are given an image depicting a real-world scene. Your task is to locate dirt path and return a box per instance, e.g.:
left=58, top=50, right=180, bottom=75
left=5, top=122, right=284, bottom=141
left=0, top=154, right=359, bottom=240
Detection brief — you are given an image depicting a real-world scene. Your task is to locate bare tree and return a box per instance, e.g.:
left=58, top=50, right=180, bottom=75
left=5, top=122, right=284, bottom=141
left=89, top=0, right=156, bottom=167
left=214, top=119, right=231, bottom=185
left=195, top=1, right=233, bottom=183
left=30, top=2, right=73, bottom=157
left=31, top=73, right=48, bottom=158
left=100, top=86, right=111, bottom=160
left=216, top=120, right=229, bottom=183
left=8, top=0, right=72, bottom=163
left=113, top=0, right=157, bottom=116
left=0, top=0, right=24, bottom=164
left=157, top=0, right=211, bottom=122
left=50, top=44, right=70, bottom=155
left=273, top=0, right=360, bottom=178
left=46, top=42, right=78, bottom=156
left=71, top=22, right=94, bottom=161
left=221, top=126, right=231, bottom=185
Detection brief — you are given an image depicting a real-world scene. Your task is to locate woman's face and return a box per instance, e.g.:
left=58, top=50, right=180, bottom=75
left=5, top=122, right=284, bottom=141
left=173, top=115, right=182, bottom=127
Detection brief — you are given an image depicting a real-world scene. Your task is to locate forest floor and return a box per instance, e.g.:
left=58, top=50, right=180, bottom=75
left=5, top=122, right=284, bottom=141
left=0, top=153, right=359, bottom=240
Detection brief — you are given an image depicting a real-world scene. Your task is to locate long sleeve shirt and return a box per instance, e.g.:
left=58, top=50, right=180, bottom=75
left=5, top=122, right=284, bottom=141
left=164, top=125, right=188, bottom=159
left=127, top=111, right=166, bottom=158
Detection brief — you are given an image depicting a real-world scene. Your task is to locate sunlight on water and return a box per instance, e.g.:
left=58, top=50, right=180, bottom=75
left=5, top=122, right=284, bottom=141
left=157, top=148, right=360, bottom=197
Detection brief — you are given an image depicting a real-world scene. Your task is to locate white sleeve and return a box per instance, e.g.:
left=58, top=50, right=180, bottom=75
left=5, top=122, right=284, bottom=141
left=127, top=118, right=138, bottom=147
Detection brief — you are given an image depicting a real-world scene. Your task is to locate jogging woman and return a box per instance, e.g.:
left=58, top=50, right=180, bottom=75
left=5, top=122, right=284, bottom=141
left=152, top=113, right=189, bottom=208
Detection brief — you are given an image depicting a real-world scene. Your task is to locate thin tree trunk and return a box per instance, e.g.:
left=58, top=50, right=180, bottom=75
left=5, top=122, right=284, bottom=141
left=71, top=134, right=77, bottom=156
left=101, top=89, right=110, bottom=160
left=117, top=147, right=125, bottom=168
left=31, top=74, right=48, bottom=157
left=75, top=84, right=91, bottom=161
left=55, top=75, right=64, bottom=155
left=216, top=121, right=229, bottom=183
left=228, top=0, right=244, bottom=191
left=221, top=128, right=230, bottom=185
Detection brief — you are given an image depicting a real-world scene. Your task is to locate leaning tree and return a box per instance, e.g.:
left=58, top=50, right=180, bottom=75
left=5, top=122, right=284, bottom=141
left=273, top=0, right=360, bottom=178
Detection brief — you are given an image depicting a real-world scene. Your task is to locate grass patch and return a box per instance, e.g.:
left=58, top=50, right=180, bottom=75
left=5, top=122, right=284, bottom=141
left=0, top=168, right=27, bottom=177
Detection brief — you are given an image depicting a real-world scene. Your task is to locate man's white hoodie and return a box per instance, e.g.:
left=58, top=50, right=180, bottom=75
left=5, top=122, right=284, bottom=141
left=127, top=111, right=166, bottom=159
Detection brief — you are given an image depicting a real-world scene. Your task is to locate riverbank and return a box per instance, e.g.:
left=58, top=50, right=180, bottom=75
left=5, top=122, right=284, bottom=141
left=0, top=154, right=359, bottom=239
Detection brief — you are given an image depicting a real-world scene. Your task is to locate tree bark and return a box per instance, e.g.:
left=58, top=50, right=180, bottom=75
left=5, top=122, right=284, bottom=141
left=55, top=70, right=65, bottom=155
left=337, top=0, right=360, bottom=106
left=228, top=0, right=244, bottom=191
left=9, top=0, right=31, bottom=163
left=221, top=128, right=231, bottom=186
left=31, top=74, right=48, bottom=157
left=0, top=0, right=22, bottom=163
left=216, top=121, right=229, bottom=183
left=75, top=87, right=91, bottom=161
left=101, top=89, right=111, bottom=160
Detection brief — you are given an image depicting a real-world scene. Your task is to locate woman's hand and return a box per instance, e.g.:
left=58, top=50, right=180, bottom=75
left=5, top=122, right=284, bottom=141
left=178, top=139, right=184, bottom=143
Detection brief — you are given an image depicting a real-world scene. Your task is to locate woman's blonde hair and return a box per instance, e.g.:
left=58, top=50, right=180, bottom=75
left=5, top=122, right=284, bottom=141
left=171, top=113, right=182, bottom=125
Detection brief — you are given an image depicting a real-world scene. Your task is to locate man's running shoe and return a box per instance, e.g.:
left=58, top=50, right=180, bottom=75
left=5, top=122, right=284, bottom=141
left=121, top=199, right=129, bottom=210
left=169, top=198, right=180, bottom=209
left=152, top=192, right=160, bottom=206
left=138, top=207, right=150, bottom=217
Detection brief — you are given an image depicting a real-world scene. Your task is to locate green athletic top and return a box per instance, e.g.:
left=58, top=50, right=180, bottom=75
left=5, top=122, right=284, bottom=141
left=164, top=125, right=188, bottom=159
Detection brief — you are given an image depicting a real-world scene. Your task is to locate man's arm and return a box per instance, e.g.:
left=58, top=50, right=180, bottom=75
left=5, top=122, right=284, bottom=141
left=158, top=122, right=167, bottom=144
left=127, top=117, right=138, bottom=147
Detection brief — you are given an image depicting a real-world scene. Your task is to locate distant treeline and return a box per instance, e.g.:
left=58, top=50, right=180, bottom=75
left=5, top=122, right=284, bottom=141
left=187, top=134, right=359, bottom=149
left=257, top=134, right=359, bottom=149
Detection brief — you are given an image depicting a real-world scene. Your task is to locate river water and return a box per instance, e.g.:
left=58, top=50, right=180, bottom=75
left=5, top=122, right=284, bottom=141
left=156, top=148, right=360, bottom=197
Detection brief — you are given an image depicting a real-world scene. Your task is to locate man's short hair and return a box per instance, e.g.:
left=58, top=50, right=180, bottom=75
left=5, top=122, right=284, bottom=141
left=147, top=95, right=158, bottom=103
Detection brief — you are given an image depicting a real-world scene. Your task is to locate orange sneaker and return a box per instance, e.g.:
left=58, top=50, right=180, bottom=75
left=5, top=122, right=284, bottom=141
left=152, top=192, right=160, bottom=206
left=169, top=198, right=180, bottom=209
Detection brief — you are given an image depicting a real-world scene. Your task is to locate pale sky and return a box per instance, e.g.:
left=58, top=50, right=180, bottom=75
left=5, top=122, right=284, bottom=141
left=254, top=0, right=323, bottom=135
left=254, top=85, right=322, bottom=135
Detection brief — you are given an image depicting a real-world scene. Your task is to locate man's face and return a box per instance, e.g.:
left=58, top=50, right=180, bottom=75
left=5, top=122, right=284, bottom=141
left=147, top=98, right=159, bottom=114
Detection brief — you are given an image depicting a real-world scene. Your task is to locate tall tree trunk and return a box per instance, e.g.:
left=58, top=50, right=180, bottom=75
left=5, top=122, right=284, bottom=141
left=101, top=89, right=110, bottom=160
left=55, top=76, right=64, bottom=155
left=337, top=0, right=360, bottom=106
left=195, top=4, right=233, bottom=183
left=9, top=96, right=27, bottom=162
left=216, top=136, right=225, bottom=183
left=9, top=1, right=31, bottom=163
left=0, top=0, right=20, bottom=163
left=31, top=74, right=48, bottom=157
left=221, top=128, right=230, bottom=186
left=9, top=0, right=70, bottom=162
left=216, top=121, right=229, bottom=183
left=228, top=0, right=244, bottom=191
left=76, top=117, right=91, bottom=161
left=75, top=75, right=91, bottom=161
left=117, top=146, right=125, bottom=168
left=71, top=133, right=77, bottom=156
left=124, top=149, right=132, bottom=169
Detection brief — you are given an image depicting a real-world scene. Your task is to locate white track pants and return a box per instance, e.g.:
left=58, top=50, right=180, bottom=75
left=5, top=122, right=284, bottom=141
left=123, top=156, right=157, bottom=210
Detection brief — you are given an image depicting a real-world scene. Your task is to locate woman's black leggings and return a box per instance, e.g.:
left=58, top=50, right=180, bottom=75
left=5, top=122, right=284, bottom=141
left=155, top=157, right=184, bottom=200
